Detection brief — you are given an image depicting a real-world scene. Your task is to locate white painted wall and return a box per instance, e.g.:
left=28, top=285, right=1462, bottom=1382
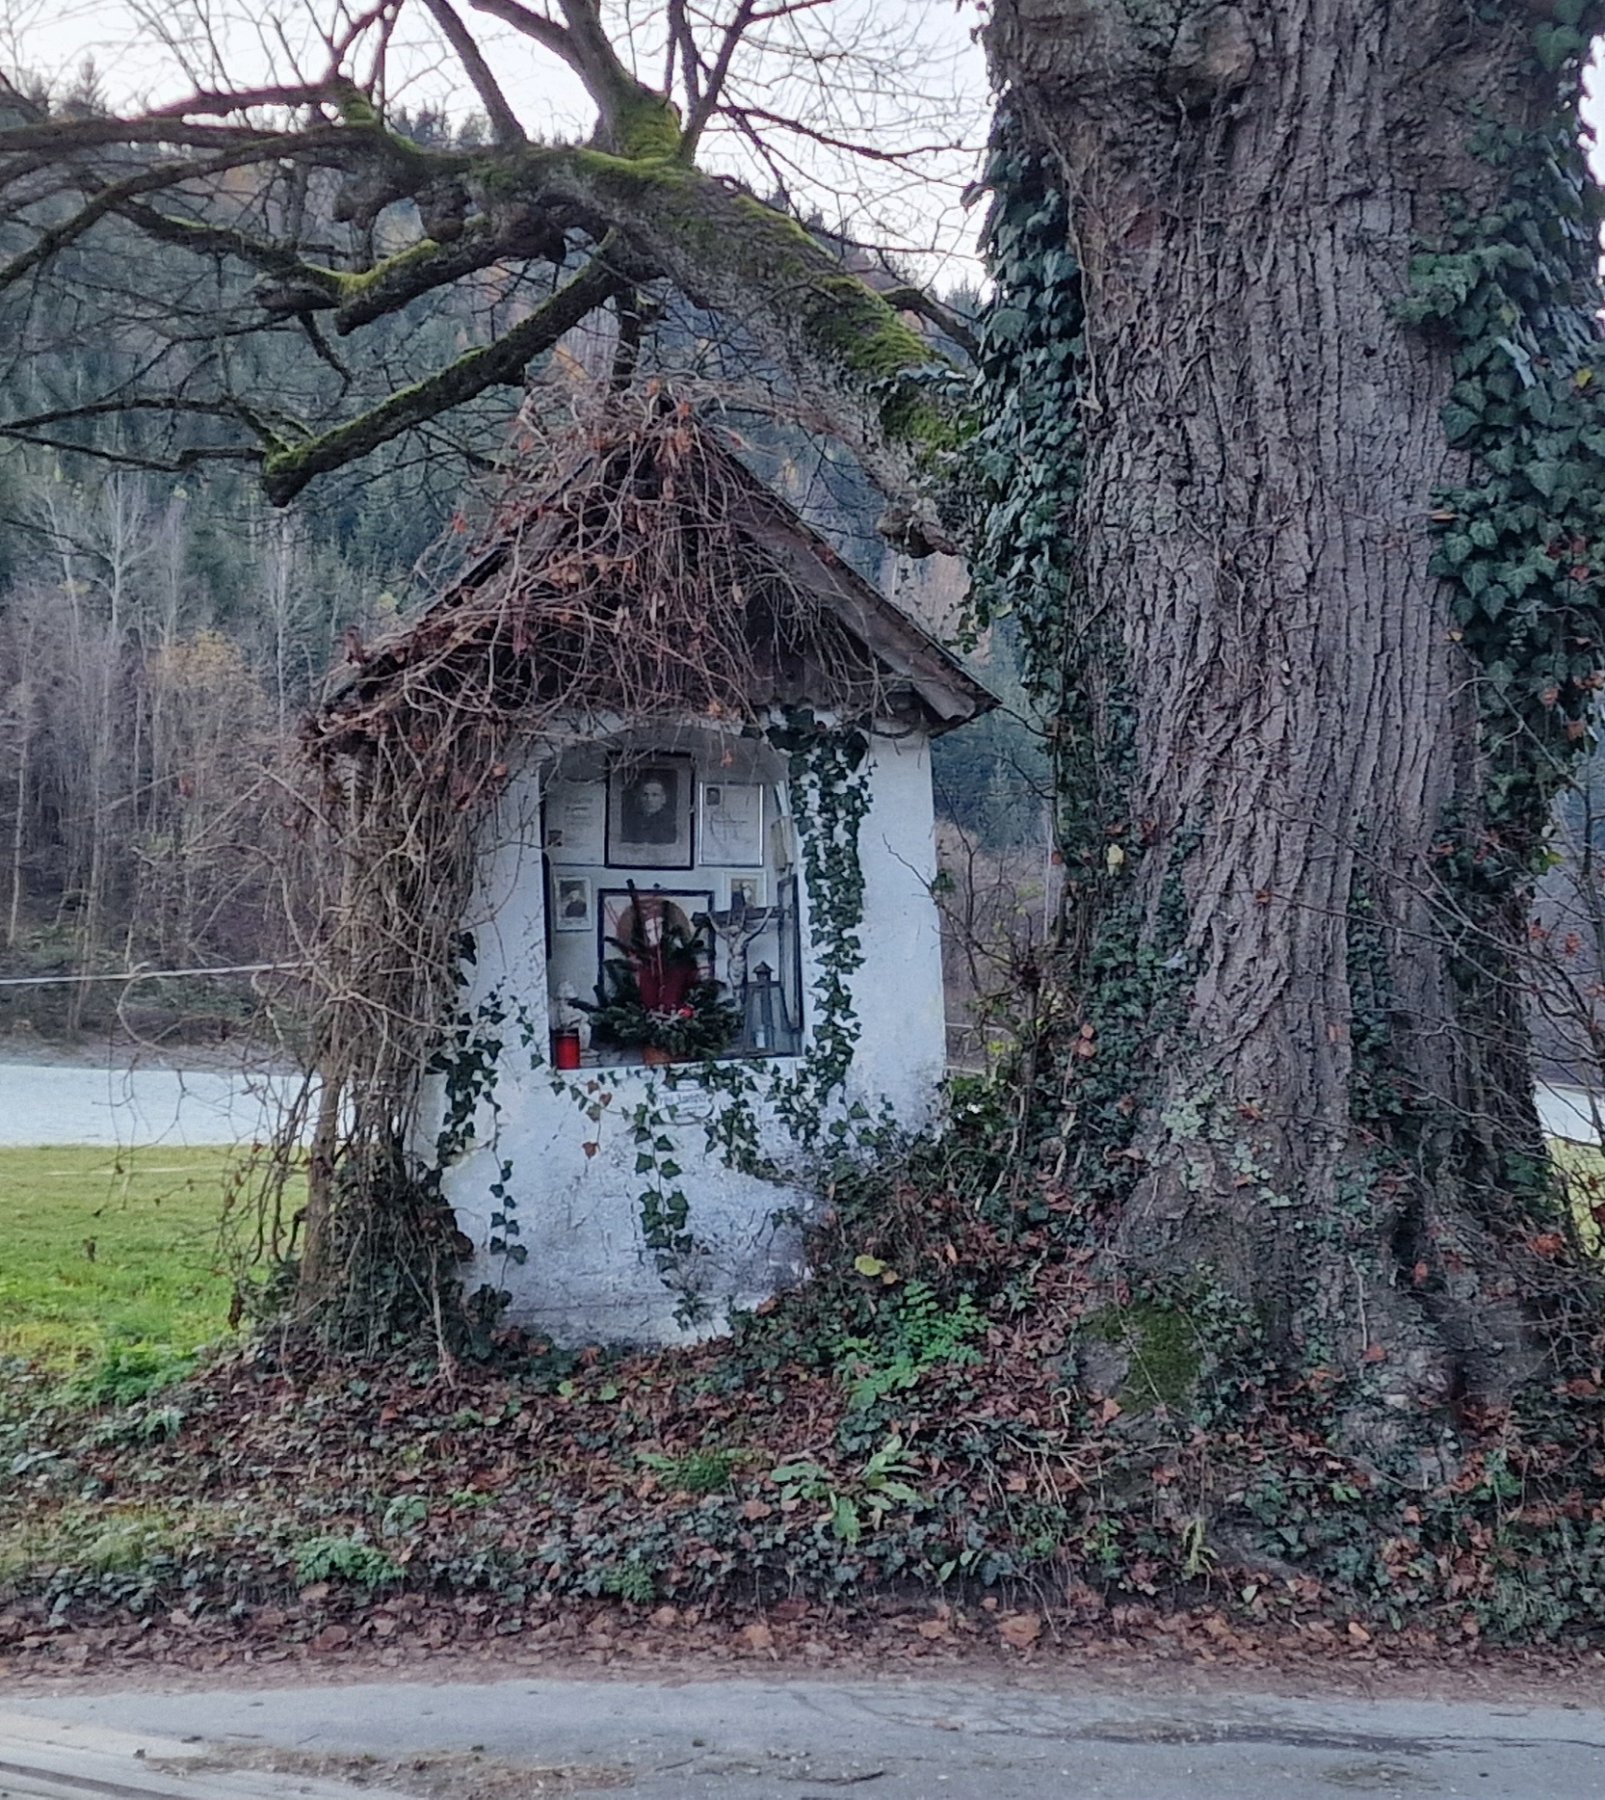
left=427, top=724, right=948, bottom=1345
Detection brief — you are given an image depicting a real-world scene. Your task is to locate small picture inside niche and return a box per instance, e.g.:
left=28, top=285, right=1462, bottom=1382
left=607, top=754, right=694, bottom=868
left=545, top=781, right=605, bottom=863
left=699, top=781, right=765, bottom=867
left=553, top=873, right=593, bottom=932
left=727, top=872, right=767, bottom=911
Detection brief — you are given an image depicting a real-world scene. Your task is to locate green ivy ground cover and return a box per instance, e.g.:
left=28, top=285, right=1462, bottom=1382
left=5, top=1119, right=1605, bottom=1675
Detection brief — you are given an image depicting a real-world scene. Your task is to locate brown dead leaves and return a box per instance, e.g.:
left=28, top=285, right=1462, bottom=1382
left=998, top=1612, right=1043, bottom=1651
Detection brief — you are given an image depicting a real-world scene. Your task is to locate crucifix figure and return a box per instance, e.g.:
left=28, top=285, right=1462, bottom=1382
left=707, top=893, right=771, bottom=1007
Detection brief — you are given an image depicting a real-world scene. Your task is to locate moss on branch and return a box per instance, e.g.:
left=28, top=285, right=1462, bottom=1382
left=610, top=92, right=684, bottom=161
left=83, top=111, right=955, bottom=527
left=551, top=149, right=956, bottom=485
left=261, top=247, right=626, bottom=505
left=323, top=224, right=510, bottom=331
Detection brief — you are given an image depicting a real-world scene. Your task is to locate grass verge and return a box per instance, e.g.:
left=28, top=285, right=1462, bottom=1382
left=0, top=1146, right=240, bottom=1368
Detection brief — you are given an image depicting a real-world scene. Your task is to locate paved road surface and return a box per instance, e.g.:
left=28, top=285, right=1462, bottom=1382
left=0, top=1708, right=384, bottom=1798
left=0, top=1061, right=303, bottom=1149
left=10, top=1674, right=1605, bottom=1798
left=1, top=1060, right=1601, bottom=1153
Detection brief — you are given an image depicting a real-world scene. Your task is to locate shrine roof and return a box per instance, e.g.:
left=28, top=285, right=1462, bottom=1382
left=313, top=407, right=996, bottom=753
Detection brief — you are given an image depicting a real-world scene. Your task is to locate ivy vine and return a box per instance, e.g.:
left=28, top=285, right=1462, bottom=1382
left=1405, top=48, right=1605, bottom=890
left=766, top=717, right=872, bottom=1144
left=964, top=124, right=1199, bottom=1202
left=428, top=977, right=549, bottom=1297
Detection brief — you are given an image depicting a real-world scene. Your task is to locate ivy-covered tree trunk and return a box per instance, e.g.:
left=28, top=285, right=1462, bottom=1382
left=985, top=0, right=1604, bottom=1428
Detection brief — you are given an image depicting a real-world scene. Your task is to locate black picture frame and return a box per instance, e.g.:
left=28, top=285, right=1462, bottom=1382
left=605, top=752, right=696, bottom=869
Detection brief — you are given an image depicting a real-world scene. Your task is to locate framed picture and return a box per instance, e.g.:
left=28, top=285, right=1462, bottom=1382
left=606, top=754, right=695, bottom=868
left=599, top=888, right=717, bottom=981
left=552, top=872, right=593, bottom=933
left=727, top=871, right=767, bottom=910
left=544, top=781, right=606, bottom=864
left=698, top=781, right=765, bottom=867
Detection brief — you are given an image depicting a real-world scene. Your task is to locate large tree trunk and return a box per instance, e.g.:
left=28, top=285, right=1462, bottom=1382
left=987, top=0, right=1594, bottom=1426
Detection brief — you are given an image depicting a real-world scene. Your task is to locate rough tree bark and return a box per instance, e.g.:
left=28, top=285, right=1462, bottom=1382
left=987, top=0, right=1597, bottom=1427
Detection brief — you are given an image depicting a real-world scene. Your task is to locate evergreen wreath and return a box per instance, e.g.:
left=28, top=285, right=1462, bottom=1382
left=583, top=881, right=741, bottom=1059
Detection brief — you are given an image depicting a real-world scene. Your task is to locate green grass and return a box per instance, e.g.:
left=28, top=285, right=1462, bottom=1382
left=1553, top=1138, right=1605, bottom=1253
left=0, top=1136, right=1596, bottom=1382
left=0, top=1147, right=244, bottom=1368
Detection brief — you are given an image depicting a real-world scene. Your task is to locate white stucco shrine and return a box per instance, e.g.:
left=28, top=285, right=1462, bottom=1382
left=318, top=410, right=994, bottom=1344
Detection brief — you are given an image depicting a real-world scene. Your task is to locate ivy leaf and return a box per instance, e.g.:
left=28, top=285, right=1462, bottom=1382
left=1442, top=532, right=1475, bottom=567
left=987, top=306, right=1030, bottom=343
left=1493, top=336, right=1536, bottom=388
left=1534, top=23, right=1585, bottom=70
left=1441, top=403, right=1481, bottom=444
left=1527, top=460, right=1567, bottom=499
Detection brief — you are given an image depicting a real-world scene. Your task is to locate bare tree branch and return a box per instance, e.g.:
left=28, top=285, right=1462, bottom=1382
left=681, top=0, right=758, bottom=156
left=146, top=80, right=364, bottom=121
left=416, top=0, right=528, bottom=147
left=465, top=0, right=583, bottom=75
left=665, top=0, right=703, bottom=111
left=0, top=140, right=340, bottom=291
left=0, top=429, right=262, bottom=472
left=0, top=1, right=967, bottom=545
left=0, top=395, right=289, bottom=435
left=881, top=285, right=978, bottom=357
left=260, top=237, right=633, bottom=504
left=113, top=199, right=341, bottom=297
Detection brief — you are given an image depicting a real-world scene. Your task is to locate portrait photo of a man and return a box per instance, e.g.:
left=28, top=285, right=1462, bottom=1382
left=624, top=768, right=678, bottom=844
left=607, top=753, right=694, bottom=867
left=553, top=874, right=593, bottom=931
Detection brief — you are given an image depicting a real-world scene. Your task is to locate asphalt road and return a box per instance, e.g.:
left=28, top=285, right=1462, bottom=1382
left=1, top=1059, right=1599, bottom=1152
left=8, top=1674, right=1605, bottom=1798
